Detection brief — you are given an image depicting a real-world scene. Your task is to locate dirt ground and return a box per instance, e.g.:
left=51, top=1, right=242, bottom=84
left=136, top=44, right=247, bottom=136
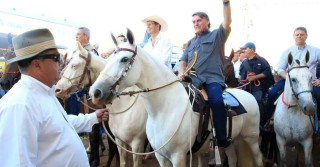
left=82, top=134, right=320, bottom=167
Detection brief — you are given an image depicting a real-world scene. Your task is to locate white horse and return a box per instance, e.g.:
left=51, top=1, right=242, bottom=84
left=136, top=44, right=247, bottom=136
left=55, top=42, right=148, bottom=167
left=90, top=29, right=263, bottom=167
left=274, top=52, right=316, bottom=167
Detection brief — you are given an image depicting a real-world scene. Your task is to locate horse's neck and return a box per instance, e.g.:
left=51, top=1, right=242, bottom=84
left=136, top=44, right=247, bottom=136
left=90, top=55, right=106, bottom=83
left=136, top=48, right=176, bottom=89
left=136, top=48, right=190, bottom=117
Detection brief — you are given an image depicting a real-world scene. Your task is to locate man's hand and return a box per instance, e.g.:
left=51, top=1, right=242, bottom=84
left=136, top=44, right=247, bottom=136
left=247, top=75, right=256, bottom=82
left=95, top=108, right=109, bottom=122
left=312, top=79, right=320, bottom=87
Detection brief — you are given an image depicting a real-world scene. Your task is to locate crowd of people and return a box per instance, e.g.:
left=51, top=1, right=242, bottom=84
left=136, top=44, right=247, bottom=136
left=1, top=0, right=320, bottom=166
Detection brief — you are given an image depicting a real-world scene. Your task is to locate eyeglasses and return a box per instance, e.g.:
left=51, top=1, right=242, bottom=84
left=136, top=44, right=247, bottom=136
left=37, top=54, right=61, bottom=63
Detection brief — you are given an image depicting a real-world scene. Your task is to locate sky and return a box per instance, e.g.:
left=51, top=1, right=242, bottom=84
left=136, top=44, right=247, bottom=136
left=1, top=0, right=320, bottom=68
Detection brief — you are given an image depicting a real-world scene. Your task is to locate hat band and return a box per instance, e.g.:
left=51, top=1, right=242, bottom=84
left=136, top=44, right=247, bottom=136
left=15, top=40, right=56, bottom=57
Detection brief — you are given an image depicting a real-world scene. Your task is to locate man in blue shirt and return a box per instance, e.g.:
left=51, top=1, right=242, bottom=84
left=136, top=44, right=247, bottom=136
left=239, top=42, right=273, bottom=125
left=265, top=27, right=320, bottom=125
left=178, top=0, right=231, bottom=164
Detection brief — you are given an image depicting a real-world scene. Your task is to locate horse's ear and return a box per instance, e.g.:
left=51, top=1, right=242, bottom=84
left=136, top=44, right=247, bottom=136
left=288, top=52, right=294, bottom=66
left=77, top=41, right=87, bottom=56
left=111, top=33, right=118, bottom=46
left=305, top=50, right=310, bottom=64
left=126, top=28, right=134, bottom=45
left=229, top=49, right=235, bottom=60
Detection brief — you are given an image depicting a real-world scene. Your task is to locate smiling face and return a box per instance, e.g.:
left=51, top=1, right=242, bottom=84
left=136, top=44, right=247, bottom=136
left=192, top=15, right=209, bottom=35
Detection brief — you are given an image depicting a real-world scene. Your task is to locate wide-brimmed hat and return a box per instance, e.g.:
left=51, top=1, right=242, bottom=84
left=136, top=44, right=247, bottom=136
left=7, top=28, right=66, bottom=64
left=142, top=15, right=168, bottom=32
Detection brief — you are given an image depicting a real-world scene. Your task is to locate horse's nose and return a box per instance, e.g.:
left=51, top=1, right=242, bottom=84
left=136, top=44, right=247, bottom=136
left=94, top=89, right=102, bottom=99
left=303, top=103, right=316, bottom=116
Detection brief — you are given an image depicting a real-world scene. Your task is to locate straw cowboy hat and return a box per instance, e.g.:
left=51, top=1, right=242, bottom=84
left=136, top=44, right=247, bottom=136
left=142, top=15, right=168, bottom=32
left=7, top=28, right=66, bottom=64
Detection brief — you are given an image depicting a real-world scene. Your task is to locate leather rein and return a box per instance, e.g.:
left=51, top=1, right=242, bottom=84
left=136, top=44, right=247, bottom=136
left=282, top=65, right=312, bottom=108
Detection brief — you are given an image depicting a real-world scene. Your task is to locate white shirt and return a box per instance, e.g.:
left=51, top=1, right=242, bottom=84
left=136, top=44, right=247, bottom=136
left=0, top=74, right=98, bottom=167
left=144, top=32, right=173, bottom=69
left=277, top=44, right=320, bottom=79
left=233, top=60, right=241, bottom=78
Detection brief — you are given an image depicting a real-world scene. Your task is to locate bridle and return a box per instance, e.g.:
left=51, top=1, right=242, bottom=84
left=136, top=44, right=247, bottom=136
left=61, top=52, right=93, bottom=90
left=282, top=65, right=313, bottom=108
left=109, top=47, right=137, bottom=97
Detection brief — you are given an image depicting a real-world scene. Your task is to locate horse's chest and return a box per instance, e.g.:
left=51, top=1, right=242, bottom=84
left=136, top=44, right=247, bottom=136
left=275, top=110, right=312, bottom=140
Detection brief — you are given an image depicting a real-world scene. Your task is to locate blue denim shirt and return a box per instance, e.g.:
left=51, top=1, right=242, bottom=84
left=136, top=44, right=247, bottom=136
left=180, top=24, right=230, bottom=87
left=277, top=44, right=320, bottom=79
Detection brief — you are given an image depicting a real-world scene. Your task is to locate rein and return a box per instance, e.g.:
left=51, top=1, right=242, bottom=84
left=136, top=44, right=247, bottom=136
left=236, top=72, right=260, bottom=91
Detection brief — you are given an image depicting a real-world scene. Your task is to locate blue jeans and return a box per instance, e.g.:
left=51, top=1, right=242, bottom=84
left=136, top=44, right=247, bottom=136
left=265, top=79, right=285, bottom=122
left=251, top=90, right=264, bottom=125
left=204, top=82, right=227, bottom=141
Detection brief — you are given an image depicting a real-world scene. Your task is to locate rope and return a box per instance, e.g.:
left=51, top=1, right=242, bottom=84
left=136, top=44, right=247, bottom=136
left=119, top=79, right=180, bottom=96
left=101, top=99, right=189, bottom=155
left=236, top=72, right=260, bottom=92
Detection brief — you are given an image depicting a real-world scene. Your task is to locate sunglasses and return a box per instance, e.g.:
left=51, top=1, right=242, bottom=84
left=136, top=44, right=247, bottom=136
left=37, top=54, right=61, bottom=63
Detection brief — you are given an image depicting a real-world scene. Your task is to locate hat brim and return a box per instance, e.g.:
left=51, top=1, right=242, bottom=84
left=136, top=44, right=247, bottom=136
left=142, top=16, right=168, bottom=32
left=6, top=44, right=66, bottom=64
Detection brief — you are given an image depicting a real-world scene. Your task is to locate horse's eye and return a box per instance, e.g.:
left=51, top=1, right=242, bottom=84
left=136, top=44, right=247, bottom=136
left=121, top=57, right=129, bottom=62
left=292, top=78, right=296, bottom=82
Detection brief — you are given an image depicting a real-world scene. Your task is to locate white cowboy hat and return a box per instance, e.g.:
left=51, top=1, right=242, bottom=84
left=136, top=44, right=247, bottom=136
left=142, top=15, right=168, bottom=32
left=7, top=28, right=66, bottom=64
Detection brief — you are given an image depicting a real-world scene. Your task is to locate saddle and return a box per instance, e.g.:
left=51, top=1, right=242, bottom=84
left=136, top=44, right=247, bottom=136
left=183, top=82, right=247, bottom=151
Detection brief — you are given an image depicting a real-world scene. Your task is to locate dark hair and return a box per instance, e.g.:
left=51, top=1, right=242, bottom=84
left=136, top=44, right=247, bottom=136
left=78, top=27, right=91, bottom=40
left=294, top=27, right=308, bottom=35
left=153, top=21, right=162, bottom=31
left=17, top=57, right=34, bottom=73
left=192, top=12, right=211, bottom=29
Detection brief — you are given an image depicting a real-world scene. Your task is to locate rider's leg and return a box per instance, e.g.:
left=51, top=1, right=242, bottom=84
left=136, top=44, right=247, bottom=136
left=252, top=90, right=264, bottom=126
left=265, top=79, right=285, bottom=124
left=205, top=82, right=229, bottom=146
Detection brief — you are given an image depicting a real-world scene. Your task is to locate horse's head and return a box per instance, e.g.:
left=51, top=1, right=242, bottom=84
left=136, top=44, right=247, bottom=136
left=90, top=29, right=142, bottom=104
left=286, top=51, right=315, bottom=115
left=55, top=42, right=100, bottom=99
left=0, top=44, right=20, bottom=90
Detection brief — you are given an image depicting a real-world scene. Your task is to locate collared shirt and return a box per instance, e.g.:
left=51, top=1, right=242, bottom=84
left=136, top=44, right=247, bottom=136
left=239, top=54, right=273, bottom=92
left=277, top=44, right=320, bottom=79
left=0, top=74, right=98, bottom=167
left=180, top=24, right=230, bottom=87
left=144, top=32, right=173, bottom=69
left=233, top=60, right=241, bottom=78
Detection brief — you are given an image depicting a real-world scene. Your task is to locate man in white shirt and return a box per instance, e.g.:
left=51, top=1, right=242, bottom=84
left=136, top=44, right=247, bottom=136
left=142, top=15, right=173, bottom=69
left=232, top=49, right=242, bottom=78
left=0, top=28, right=108, bottom=167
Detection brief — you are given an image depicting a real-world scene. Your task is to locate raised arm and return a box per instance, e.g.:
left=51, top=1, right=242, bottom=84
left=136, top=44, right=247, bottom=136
left=222, top=0, right=232, bottom=30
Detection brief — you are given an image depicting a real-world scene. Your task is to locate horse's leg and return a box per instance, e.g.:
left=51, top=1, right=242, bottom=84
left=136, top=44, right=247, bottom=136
left=105, top=120, right=120, bottom=167
left=99, top=124, right=105, bottom=155
left=171, top=153, right=186, bottom=167
left=116, top=138, right=128, bottom=167
left=242, top=136, right=263, bottom=167
left=89, top=124, right=100, bottom=167
left=131, top=140, right=145, bottom=167
left=276, top=135, right=287, bottom=167
left=292, top=144, right=299, bottom=167
left=301, top=137, right=314, bottom=167
left=155, top=152, right=172, bottom=167
left=225, top=143, right=237, bottom=167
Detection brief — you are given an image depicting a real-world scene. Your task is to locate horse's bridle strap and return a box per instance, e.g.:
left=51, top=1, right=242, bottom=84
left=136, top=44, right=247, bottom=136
left=78, top=52, right=92, bottom=89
